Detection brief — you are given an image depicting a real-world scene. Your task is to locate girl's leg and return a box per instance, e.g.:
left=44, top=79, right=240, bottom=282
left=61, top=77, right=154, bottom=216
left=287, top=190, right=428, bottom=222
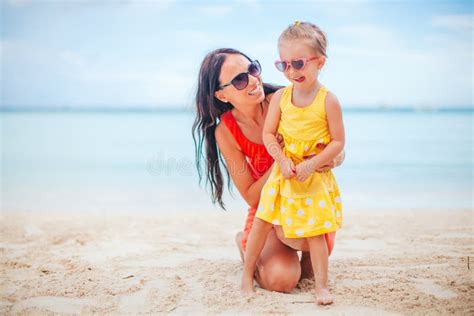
left=241, top=218, right=273, bottom=293
left=307, top=235, right=334, bottom=305
left=236, top=228, right=301, bottom=293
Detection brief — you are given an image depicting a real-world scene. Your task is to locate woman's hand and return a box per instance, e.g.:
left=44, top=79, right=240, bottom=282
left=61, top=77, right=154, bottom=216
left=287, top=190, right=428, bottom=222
left=313, top=144, right=346, bottom=172
left=315, top=164, right=333, bottom=173
left=333, top=150, right=346, bottom=167
left=279, top=157, right=296, bottom=179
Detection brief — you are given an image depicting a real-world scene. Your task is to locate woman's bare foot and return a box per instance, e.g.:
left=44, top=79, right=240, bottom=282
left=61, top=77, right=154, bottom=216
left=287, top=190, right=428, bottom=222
left=315, top=288, right=334, bottom=305
left=241, top=275, right=255, bottom=295
left=235, top=231, right=244, bottom=262
left=300, top=251, right=314, bottom=281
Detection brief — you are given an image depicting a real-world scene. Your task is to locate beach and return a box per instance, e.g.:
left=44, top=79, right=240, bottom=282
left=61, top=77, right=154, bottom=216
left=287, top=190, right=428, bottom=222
left=2, top=0, right=473, bottom=314
left=1, top=209, right=472, bottom=315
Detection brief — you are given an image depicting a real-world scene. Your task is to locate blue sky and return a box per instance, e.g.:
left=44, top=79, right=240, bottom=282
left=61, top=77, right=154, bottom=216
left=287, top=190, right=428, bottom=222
left=1, top=0, right=472, bottom=108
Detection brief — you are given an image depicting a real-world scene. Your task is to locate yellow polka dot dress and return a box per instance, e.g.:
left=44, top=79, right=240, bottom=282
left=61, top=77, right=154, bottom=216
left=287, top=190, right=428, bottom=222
left=256, top=85, right=343, bottom=238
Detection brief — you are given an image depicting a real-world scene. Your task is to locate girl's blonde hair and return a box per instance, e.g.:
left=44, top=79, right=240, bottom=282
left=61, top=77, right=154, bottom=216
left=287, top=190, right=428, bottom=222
left=278, top=21, right=327, bottom=57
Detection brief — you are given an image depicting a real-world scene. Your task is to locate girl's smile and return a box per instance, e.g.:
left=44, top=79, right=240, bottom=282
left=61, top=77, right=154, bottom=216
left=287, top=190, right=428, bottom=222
left=293, top=76, right=305, bottom=83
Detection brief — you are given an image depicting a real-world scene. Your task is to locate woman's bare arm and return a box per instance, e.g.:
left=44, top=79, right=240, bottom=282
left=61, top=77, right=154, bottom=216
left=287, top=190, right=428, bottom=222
left=215, top=122, right=273, bottom=208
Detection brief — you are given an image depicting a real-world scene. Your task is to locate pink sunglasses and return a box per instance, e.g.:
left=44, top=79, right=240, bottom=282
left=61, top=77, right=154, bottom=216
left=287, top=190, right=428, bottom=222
left=275, top=56, right=318, bottom=72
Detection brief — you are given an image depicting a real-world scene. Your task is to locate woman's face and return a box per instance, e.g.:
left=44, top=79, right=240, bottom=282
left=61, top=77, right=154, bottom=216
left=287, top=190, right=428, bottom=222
left=214, top=54, right=265, bottom=107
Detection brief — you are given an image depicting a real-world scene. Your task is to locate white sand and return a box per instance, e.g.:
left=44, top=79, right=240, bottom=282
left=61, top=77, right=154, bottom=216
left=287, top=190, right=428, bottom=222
left=1, top=209, right=473, bottom=315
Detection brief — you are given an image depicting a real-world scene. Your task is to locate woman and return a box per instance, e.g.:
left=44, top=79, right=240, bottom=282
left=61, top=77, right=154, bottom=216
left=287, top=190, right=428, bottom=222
left=192, top=48, right=344, bottom=292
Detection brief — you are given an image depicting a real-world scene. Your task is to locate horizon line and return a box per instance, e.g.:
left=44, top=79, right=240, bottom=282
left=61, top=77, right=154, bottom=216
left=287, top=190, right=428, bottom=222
left=1, top=105, right=473, bottom=113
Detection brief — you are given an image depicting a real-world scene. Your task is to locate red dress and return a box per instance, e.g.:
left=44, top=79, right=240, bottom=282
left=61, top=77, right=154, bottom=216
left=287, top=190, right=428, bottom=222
left=220, top=110, right=335, bottom=254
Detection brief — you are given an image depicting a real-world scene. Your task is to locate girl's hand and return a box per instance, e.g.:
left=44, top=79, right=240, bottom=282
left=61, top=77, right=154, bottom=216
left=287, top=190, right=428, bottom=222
left=295, top=159, right=316, bottom=182
left=276, top=133, right=285, bottom=149
left=279, top=157, right=296, bottom=179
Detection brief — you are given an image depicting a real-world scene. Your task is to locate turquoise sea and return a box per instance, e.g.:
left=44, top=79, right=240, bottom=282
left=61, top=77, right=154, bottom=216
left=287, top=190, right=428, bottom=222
left=1, top=109, right=472, bottom=214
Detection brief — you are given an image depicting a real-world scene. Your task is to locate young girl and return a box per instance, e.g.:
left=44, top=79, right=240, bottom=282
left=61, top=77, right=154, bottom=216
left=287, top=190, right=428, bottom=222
left=241, top=21, right=345, bottom=305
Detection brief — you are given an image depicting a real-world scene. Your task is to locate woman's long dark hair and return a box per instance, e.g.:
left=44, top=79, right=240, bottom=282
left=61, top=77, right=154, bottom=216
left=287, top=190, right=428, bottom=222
left=192, top=48, right=280, bottom=210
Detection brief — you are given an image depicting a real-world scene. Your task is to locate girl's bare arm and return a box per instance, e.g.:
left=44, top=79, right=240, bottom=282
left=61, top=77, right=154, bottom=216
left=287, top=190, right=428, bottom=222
left=309, top=91, right=345, bottom=169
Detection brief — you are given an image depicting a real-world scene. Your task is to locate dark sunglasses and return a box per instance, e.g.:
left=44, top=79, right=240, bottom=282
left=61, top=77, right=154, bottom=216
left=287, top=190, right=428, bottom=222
left=274, top=56, right=318, bottom=72
left=219, top=60, right=262, bottom=90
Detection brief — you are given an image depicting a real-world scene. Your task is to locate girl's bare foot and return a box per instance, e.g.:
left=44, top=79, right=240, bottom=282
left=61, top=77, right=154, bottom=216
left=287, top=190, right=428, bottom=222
left=300, top=251, right=314, bottom=281
left=315, top=288, right=333, bottom=305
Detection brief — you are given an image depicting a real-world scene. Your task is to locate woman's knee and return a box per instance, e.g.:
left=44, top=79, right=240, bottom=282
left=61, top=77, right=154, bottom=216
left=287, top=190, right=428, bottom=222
left=259, top=260, right=300, bottom=292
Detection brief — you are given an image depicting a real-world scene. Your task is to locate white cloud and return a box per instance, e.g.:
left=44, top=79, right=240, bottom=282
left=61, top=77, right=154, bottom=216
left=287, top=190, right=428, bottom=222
left=432, top=14, right=473, bottom=32
left=2, top=2, right=472, bottom=108
left=184, top=0, right=262, bottom=16
left=309, top=1, right=377, bottom=19
left=198, top=4, right=234, bottom=16
left=5, top=0, right=176, bottom=11
left=174, top=30, right=219, bottom=48
left=234, top=0, right=262, bottom=11
left=1, top=41, right=196, bottom=107
left=320, top=20, right=472, bottom=107
left=334, top=24, right=398, bottom=49
left=80, top=70, right=194, bottom=106
left=5, top=0, right=30, bottom=7
left=120, top=0, right=176, bottom=13
left=68, top=56, right=196, bottom=107
left=59, top=50, right=87, bottom=68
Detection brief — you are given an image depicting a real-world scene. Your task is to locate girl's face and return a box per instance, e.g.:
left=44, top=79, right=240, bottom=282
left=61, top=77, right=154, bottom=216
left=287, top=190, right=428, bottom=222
left=278, top=39, right=325, bottom=89
left=214, top=54, right=265, bottom=106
